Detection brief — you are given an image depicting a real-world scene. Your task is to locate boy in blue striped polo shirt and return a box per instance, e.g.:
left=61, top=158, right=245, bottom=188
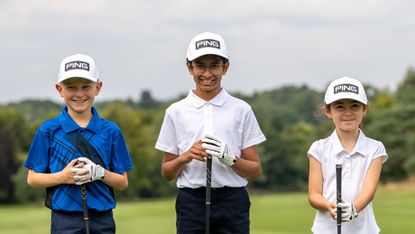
left=25, top=54, right=133, bottom=234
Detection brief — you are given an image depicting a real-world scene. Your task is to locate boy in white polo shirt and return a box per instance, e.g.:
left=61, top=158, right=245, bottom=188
left=307, top=77, right=388, bottom=234
left=155, top=32, right=266, bottom=233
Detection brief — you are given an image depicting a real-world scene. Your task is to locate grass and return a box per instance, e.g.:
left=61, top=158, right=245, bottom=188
left=0, top=187, right=414, bottom=233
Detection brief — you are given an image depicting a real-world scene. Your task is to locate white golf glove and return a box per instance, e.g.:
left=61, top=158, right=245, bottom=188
left=71, top=157, right=105, bottom=185
left=201, top=135, right=236, bottom=167
left=336, top=200, right=358, bottom=222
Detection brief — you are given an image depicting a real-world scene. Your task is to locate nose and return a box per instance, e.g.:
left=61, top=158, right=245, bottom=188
left=202, top=66, right=213, bottom=76
left=344, top=109, right=353, bottom=116
left=74, top=88, right=84, bottom=97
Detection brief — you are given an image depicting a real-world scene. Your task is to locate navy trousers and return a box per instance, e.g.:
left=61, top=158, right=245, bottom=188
left=51, top=210, right=115, bottom=234
left=176, top=187, right=251, bottom=234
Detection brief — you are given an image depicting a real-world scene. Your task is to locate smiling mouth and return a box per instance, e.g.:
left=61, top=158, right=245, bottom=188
left=73, top=99, right=87, bottom=103
left=200, top=77, right=215, bottom=83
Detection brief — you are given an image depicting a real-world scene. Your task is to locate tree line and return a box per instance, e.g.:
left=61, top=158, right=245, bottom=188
left=1, top=69, right=415, bottom=203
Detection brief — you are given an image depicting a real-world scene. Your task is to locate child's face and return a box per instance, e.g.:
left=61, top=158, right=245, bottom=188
left=325, top=99, right=367, bottom=133
left=55, top=78, right=102, bottom=115
left=187, top=55, right=229, bottom=99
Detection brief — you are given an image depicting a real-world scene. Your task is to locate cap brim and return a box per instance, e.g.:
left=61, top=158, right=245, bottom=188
left=58, top=73, right=98, bottom=83
left=187, top=48, right=229, bottom=61
left=325, top=93, right=367, bottom=105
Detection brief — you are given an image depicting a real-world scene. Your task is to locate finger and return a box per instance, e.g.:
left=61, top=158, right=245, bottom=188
left=68, top=159, right=79, bottom=167
left=77, top=157, right=92, bottom=164
left=201, top=143, right=221, bottom=151
left=204, top=134, right=221, bottom=142
left=337, top=202, right=349, bottom=208
left=77, top=174, right=90, bottom=181
left=205, top=149, right=222, bottom=158
left=201, top=137, right=220, bottom=147
left=191, top=147, right=209, bottom=156
left=72, top=168, right=90, bottom=175
left=71, top=167, right=83, bottom=173
left=76, top=180, right=88, bottom=185
left=191, top=154, right=206, bottom=162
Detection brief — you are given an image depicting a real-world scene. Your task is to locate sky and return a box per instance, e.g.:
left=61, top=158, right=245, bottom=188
left=1, top=0, right=415, bottom=104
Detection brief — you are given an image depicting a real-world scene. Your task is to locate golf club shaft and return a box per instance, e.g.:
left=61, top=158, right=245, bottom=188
left=336, top=164, right=342, bottom=234
left=206, top=157, right=212, bottom=234
left=81, top=185, right=90, bottom=234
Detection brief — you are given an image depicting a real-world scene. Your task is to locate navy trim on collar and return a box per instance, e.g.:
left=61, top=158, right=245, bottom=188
left=59, top=107, right=102, bottom=133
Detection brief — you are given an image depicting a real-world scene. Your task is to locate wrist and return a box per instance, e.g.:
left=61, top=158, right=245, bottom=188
left=56, top=171, right=65, bottom=184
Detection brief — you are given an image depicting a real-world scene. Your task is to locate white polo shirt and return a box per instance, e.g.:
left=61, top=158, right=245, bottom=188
left=308, top=130, right=388, bottom=234
left=155, top=89, right=266, bottom=188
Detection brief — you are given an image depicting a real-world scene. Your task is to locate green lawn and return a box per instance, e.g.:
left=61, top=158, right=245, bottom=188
left=0, top=189, right=414, bottom=233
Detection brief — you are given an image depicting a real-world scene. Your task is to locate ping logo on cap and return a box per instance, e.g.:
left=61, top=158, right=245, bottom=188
left=334, top=84, right=358, bottom=94
left=65, top=61, right=90, bottom=72
left=195, top=39, right=220, bottom=50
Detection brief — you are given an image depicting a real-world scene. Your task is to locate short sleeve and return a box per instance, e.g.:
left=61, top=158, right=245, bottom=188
left=307, top=140, right=322, bottom=162
left=373, top=141, right=388, bottom=164
left=241, top=108, right=266, bottom=149
left=24, top=129, right=50, bottom=172
left=110, top=128, right=133, bottom=174
left=155, top=110, right=179, bottom=155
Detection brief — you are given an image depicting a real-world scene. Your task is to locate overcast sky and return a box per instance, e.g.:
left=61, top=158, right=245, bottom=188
left=1, top=0, right=415, bottom=104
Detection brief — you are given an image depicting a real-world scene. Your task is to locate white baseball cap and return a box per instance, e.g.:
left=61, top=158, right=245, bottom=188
left=324, top=76, right=368, bottom=105
left=57, top=54, right=99, bottom=83
left=186, top=32, right=229, bottom=61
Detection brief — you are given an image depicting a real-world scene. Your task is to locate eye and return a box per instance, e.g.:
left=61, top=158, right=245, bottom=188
left=193, top=64, right=204, bottom=69
left=334, top=104, right=345, bottom=110
left=351, top=103, right=361, bottom=109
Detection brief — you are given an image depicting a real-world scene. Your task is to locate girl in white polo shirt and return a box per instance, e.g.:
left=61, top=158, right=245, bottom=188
left=307, top=77, right=388, bottom=234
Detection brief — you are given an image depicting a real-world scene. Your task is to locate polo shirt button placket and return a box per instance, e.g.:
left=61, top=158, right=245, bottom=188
left=344, top=156, right=351, bottom=184
left=204, top=103, right=213, bottom=134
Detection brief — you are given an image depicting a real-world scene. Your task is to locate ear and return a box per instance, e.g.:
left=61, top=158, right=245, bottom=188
left=363, top=105, right=368, bottom=116
left=55, top=83, right=64, bottom=97
left=95, top=81, right=103, bottom=96
left=222, top=62, right=230, bottom=75
left=324, top=105, right=333, bottom=119
left=186, top=61, right=194, bottom=75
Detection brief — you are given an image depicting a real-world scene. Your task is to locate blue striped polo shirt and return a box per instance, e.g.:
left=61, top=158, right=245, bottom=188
left=25, top=107, right=133, bottom=211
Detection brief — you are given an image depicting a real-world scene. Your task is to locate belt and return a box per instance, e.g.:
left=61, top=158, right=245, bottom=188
left=179, top=186, right=243, bottom=192
left=53, top=209, right=112, bottom=215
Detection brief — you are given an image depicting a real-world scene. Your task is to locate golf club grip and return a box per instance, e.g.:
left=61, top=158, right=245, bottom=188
left=336, top=164, right=342, bottom=234
left=206, top=158, right=212, bottom=234
left=206, top=158, right=212, bottom=201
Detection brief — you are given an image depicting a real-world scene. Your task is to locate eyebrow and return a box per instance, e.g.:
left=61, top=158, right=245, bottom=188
left=193, top=59, right=222, bottom=64
left=333, top=100, right=361, bottom=105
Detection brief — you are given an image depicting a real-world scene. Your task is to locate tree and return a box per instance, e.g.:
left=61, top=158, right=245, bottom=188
left=365, top=104, right=415, bottom=181
left=396, top=67, right=415, bottom=104
left=138, top=90, right=161, bottom=109
left=0, top=108, right=29, bottom=203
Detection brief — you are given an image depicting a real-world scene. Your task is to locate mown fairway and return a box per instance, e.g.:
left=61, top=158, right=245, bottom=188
left=0, top=188, right=414, bottom=233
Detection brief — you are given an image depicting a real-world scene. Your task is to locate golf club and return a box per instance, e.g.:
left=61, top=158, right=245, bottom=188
left=336, top=164, right=342, bottom=234
left=81, top=185, right=90, bottom=234
left=205, top=157, right=212, bottom=234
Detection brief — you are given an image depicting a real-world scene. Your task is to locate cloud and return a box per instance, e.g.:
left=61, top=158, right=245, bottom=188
left=1, top=0, right=415, bottom=104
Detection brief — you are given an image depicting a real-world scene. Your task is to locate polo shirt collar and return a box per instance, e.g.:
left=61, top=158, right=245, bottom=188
left=188, top=88, right=228, bottom=108
left=330, top=129, right=367, bottom=157
left=59, top=107, right=101, bottom=133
